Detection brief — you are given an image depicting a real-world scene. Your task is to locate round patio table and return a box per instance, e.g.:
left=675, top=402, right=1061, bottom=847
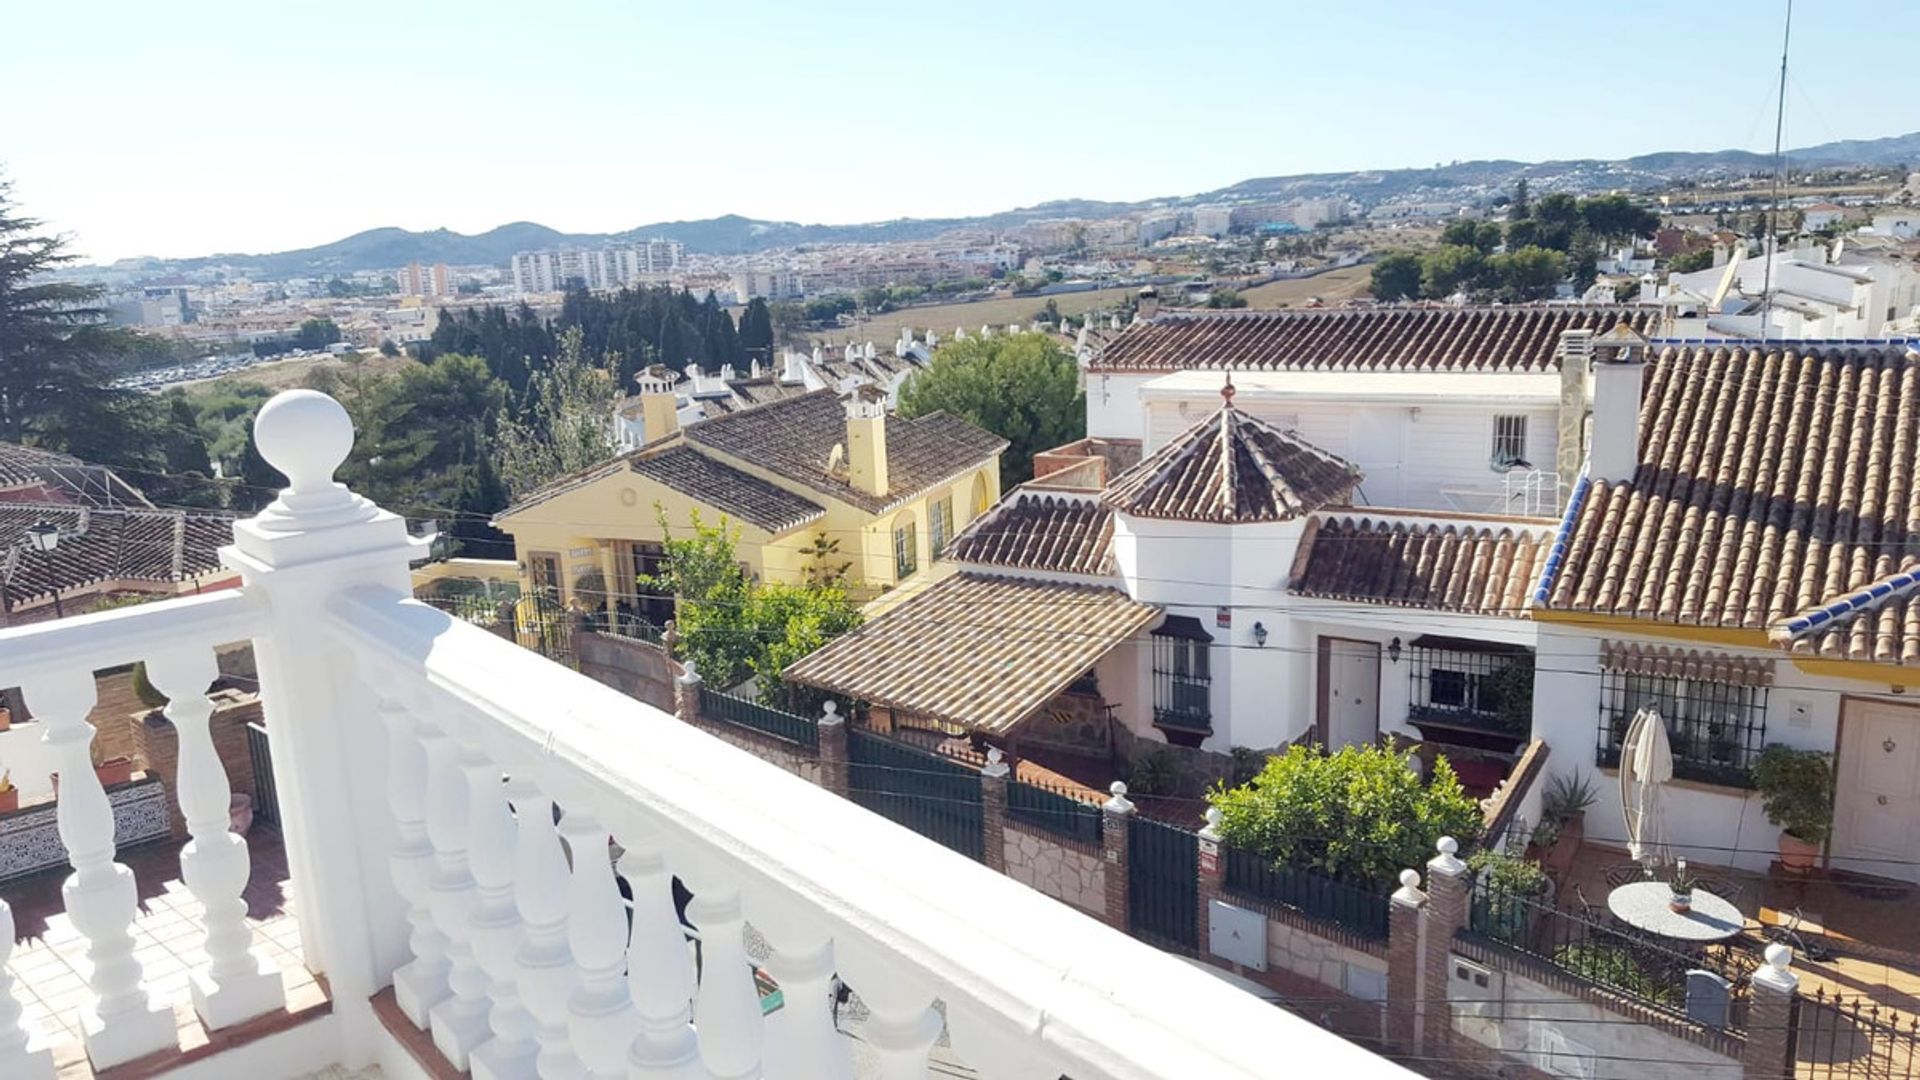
left=1605, top=881, right=1743, bottom=942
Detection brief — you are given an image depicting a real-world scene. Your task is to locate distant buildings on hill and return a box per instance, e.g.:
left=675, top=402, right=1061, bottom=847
left=510, top=240, right=686, bottom=294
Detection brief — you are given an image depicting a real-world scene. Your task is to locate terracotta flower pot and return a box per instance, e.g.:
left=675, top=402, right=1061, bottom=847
left=1779, top=831, right=1821, bottom=873
left=1669, top=891, right=1692, bottom=914
left=229, top=793, right=254, bottom=836
left=93, top=757, right=135, bottom=788
left=0, top=788, right=16, bottom=813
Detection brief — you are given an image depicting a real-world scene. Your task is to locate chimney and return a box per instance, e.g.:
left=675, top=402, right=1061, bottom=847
left=1136, top=286, right=1160, bottom=321
left=1554, top=329, right=1594, bottom=492
left=782, top=348, right=805, bottom=383
left=636, top=364, right=680, bottom=441
left=844, top=385, right=889, bottom=498
left=1587, top=324, right=1651, bottom=484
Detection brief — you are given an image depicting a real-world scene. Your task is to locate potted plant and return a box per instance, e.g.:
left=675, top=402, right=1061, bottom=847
left=1750, top=745, right=1834, bottom=872
left=1668, top=858, right=1695, bottom=914
left=91, top=744, right=136, bottom=788
left=1536, top=770, right=1598, bottom=878
left=0, top=770, right=15, bottom=813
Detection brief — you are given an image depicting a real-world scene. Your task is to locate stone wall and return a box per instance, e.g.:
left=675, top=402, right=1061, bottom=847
left=1002, top=824, right=1105, bottom=916
left=576, top=631, right=678, bottom=713
left=684, top=713, right=822, bottom=786
left=1260, top=913, right=1390, bottom=1000
left=130, top=690, right=262, bottom=840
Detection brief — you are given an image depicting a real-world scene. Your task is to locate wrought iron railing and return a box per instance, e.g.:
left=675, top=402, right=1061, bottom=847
left=701, top=688, right=819, bottom=749
left=1223, top=849, right=1389, bottom=940
left=1006, top=778, right=1103, bottom=845
left=1792, top=988, right=1920, bottom=1080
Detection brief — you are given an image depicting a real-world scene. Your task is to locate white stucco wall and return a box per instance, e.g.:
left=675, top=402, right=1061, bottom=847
left=1084, top=372, right=1155, bottom=441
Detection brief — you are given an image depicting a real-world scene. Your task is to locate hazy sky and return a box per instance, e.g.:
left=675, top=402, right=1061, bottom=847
left=4, top=0, right=1907, bottom=263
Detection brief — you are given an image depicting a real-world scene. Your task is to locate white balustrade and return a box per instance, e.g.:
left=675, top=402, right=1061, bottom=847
left=559, top=807, right=639, bottom=1079
left=0, top=899, right=54, bottom=1080
left=683, top=878, right=764, bottom=1080
left=382, top=694, right=450, bottom=1026
left=144, top=647, right=286, bottom=1030
left=753, top=908, right=851, bottom=1080
left=617, top=841, right=700, bottom=1080
left=463, top=748, right=538, bottom=1080
left=22, top=669, right=176, bottom=1069
left=504, top=777, right=586, bottom=1079
left=422, top=713, right=492, bottom=1068
left=835, top=947, right=942, bottom=1080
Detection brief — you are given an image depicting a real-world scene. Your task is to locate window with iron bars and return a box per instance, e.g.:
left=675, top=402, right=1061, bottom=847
left=1151, top=616, right=1212, bottom=733
left=1407, top=640, right=1534, bottom=735
left=1596, top=669, right=1768, bottom=788
left=1491, top=414, right=1529, bottom=471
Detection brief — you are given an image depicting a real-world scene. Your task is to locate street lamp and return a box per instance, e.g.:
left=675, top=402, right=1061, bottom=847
left=25, top=521, right=62, bottom=619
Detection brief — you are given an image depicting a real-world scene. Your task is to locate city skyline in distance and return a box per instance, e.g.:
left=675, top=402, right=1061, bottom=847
left=5, top=0, right=1906, bottom=262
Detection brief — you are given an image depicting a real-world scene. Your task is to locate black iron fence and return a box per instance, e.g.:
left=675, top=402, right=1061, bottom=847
left=702, top=689, right=819, bottom=750
left=1006, top=778, right=1103, bottom=846
left=1224, top=849, right=1389, bottom=940
left=1468, top=876, right=1756, bottom=1032
left=1793, top=989, right=1920, bottom=1080
left=1128, top=816, right=1198, bottom=950
left=847, top=729, right=984, bottom=862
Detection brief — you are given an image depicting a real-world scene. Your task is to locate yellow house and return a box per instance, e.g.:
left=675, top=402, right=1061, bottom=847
left=494, top=386, right=1005, bottom=623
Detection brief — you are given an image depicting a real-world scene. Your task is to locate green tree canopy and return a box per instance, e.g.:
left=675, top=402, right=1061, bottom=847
left=1487, top=245, right=1569, bottom=301
left=1440, top=219, right=1503, bottom=254
left=1419, top=244, right=1487, bottom=298
left=1578, top=194, right=1660, bottom=243
left=492, top=327, right=619, bottom=500
left=1368, top=251, right=1423, bottom=301
left=896, top=331, right=1083, bottom=487
left=1208, top=742, right=1482, bottom=887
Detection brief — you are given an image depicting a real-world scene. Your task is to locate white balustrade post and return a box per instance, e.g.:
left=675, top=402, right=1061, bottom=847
left=616, top=841, right=700, bottom=1080
left=946, top=1003, right=1067, bottom=1080
left=465, top=752, right=538, bottom=1080
left=754, top=908, right=851, bottom=1080
left=223, top=389, right=426, bottom=1055
left=422, top=715, right=492, bottom=1069
left=684, top=877, right=765, bottom=1080
left=0, top=899, right=54, bottom=1080
left=838, top=944, right=942, bottom=1080
left=560, top=807, right=639, bottom=1079
left=504, top=778, right=585, bottom=1079
left=22, top=670, right=175, bottom=1068
left=144, top=647, right=286, bottom=1030
left=381, top=695, right=449, bottom=1026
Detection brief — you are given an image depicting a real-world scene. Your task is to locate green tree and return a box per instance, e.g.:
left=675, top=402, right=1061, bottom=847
left=492, top=327, right=619, bottom=500
left=0, top=174, right=132, bottom=448
left=336, top=353, right=507, bottom=514
left=1511, top=178, right=1530, bottom=220
left=1669, top=248, right=1715, bottom=273
left=1504, top=218, right=1541, bottom=250
left=1487, top=245, right=1569, bottom=301
left=1207, top=742, right=1482, bottom=888
left=738, top=297, right=775, bottom=362
left=896, top=331, right=1083, bottom=487
left=1419, top=244, right=1487, bottom=298
left=1567, top=232, right=1600, bottom=295
left=1578, top=194, right=1659, bottom=243
left=294, top=318, right=342, bottom=350
left=1439, top=219, right=1501, bottom=254
left=1205, top=288, right=1248, bottom=309
left=1368, top=251, right=1423, bottom=301
left=1531, top=193, right=1582, bottom=251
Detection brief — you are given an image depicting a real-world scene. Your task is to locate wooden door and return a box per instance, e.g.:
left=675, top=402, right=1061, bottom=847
left=1832, top=700, right=1920, bottom=878
left=1317, top=637, right=1381, bottom=749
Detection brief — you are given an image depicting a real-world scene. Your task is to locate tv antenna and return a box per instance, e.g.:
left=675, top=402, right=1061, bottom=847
left=1758, top=0, right=1792, bottom=343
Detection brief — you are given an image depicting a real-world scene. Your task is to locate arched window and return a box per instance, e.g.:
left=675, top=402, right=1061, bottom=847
left=892, top=511, right=918, bottom=581
left=970, top=472, right=990, bottom=519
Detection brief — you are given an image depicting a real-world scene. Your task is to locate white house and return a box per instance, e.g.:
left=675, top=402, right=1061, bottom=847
left=1662, top=244, right=1920, bottom=339
left=1801, top=202, right=1847, bottom=232
left=1870, top=210, right=1918, bottom=239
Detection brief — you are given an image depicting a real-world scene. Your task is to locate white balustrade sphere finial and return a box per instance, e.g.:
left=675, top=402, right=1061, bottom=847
left=1400, top=869, right=1421, bottom=890
left=821, top=700, right=837, bottom=717
left=1765, top=942, right=1792, bottom=972
left=1205, top=807, right=1223, bottom=829
left=254, top=389, right=353, bottom=494
left=1436, top=836, right=1459, bottom=856
left=1109, top=781, right=1128, bottom=797
left=986, top=747, right=1004, bottom=766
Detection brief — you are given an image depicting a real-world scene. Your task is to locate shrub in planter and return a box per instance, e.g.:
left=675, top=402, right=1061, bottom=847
left=1469, top=849, right=1550, bottom=943
left=1750, top=745, right=1834, bottom=871
left=130, top=662, right=170, bottom=711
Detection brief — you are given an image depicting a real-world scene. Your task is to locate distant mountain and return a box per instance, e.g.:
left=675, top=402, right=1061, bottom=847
left=118, top=130, right=1918, bottom=279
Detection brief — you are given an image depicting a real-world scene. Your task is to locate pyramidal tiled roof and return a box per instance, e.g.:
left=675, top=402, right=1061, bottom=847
left=1103, top=397, right=1361, bottom=523
left=947, top=491, right=1115, bottom=576
left=1536, top=342, right=1920, bottom=664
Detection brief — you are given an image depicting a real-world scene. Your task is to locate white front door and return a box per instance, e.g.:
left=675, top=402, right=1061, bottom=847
left=1350, top=408, right=1405, bottom=507
left=1832, top=701, right=1920, bottom=879
left=1321, top=638, right=1381, bottom=750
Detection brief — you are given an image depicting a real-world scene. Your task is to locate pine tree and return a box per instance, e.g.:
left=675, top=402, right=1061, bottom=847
left=1511, top=178, right=1530, bottom=220
left=738, top=297, right=775, bottom=364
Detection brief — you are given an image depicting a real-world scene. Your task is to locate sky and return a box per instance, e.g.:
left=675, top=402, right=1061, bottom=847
left=3, top=0, right=1911, bottom=263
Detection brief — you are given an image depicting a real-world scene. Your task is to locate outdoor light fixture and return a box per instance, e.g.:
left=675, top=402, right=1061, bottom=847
left=1388, top=636, right=1403, bottom=664
left=26, top=521, right=62, bottom=619
left=1252, top=621, right=1268, bottom=647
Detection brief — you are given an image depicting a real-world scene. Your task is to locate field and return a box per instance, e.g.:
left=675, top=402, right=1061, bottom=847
left=176, top=351, right=414, bottom=393
left=804, top=264, right=1375, bottom=347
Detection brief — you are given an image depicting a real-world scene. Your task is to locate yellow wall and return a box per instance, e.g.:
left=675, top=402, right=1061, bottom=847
left=496, top=450, right=1001, bottom=608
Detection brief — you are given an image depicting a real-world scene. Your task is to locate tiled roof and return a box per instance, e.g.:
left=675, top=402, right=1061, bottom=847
left=701, top=376, right=810, bottom=416
left=948, top=492, right=1115, bottom=576
left=0, top=443, right=151, bottom=508
left=1289, top=514, right=1554, bottom=618
left=782, top=572, right=1160, bottom=734
left=629, top=446, right=826, bottom=535
left=0, top=503, right=232, bottom=605
left=686, top=390, right=1006, bottom=513
left=1538, top=343, right=1920, bottom=664
left=1103, top=402, right=1360, bottom=523
left=1087, top=305, right=1657, bottom=374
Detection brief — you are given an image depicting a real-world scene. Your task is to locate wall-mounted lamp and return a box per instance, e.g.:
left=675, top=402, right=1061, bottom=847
left=1387, top=636, right=1403, bottom=664
left=1252, top=621, right=1268, bottom=647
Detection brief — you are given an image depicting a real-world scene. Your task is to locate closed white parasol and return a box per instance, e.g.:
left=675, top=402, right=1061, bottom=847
left=1619, top=707, right=1674, bottom=868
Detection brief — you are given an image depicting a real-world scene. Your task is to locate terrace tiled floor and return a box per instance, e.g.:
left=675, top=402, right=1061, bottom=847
left=3, top=825, right=323, bottom=1078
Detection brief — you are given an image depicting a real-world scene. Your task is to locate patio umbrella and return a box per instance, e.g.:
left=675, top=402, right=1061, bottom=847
left=1619, top=707, right=1673, bottom=868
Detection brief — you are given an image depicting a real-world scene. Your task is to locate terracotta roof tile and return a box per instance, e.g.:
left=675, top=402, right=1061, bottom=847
left=0, top=443, right=152, bottom=507
left=782, top=572, right=1159, bottom=734
left=686, top=390, right=1006, bottom=514
left=1088, top=305, right=1658, bottom=374
left=1103, top=403, right=1360, bottom=523
left=0, top=503, right=232, bottom=605
left=948, top=492, right=1114, bottom=576
left=1540, top=343, right=1920, bottom=663
left=1291, top=514, right=1554, bottom=618
left=628, top=446, right=825, bottom=535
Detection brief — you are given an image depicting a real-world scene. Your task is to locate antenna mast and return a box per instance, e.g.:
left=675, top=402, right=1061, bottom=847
left=1759, top=0, right=1792, bottom=343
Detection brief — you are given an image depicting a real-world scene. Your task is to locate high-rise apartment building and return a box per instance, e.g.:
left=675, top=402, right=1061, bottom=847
left=398, top=262, right=451, bottom=298
left=511, top=240, right=687, bottom=294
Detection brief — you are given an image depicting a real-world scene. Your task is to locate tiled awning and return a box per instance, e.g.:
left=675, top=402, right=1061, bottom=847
left=783, top=572, right=1160, bottom=735
left=1597, top=641, right=1772, bottom=686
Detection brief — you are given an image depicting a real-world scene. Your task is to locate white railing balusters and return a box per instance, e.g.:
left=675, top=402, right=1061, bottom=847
left=754, top=909, right=851, bottom=1080
left=422, top=712, right=491, bottom=1068
left=22, top=670, right=176, bottom=1068
left=465, top=752, right=538, bottom=1080
left=144, top=647, right=286, bottom=1030
left=0, top=898, right=54, bottom=1079
left=946, top=1003, right=1066, bottom=1080
left=617, top=841, right=701, bottom=1080
left=683, top=877, right=764, bottom=1080
left=382, top=695, right=450, bottom=1026
left=505, top=776, right=586, bottom=1079
left=838, top=946, right=941, bottom=1080
left=559, top=807, right=639, bottom=1079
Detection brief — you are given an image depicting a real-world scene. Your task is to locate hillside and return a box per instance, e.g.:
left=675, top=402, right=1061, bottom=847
left=112, top=130, right=1918, bottom=278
